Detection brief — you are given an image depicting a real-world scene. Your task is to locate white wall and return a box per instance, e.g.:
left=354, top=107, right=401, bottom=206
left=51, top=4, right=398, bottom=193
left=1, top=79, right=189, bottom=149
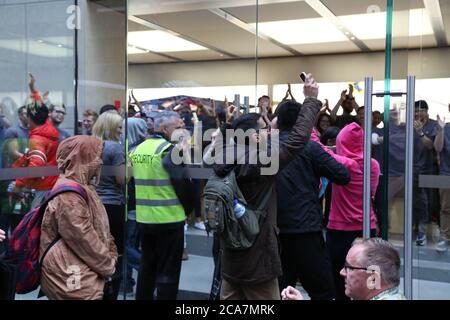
left=77, top=0, right=126, bottom=114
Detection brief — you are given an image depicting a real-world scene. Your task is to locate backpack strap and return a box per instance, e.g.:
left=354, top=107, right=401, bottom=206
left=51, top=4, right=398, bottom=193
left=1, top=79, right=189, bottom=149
left=231, top=169, right=273, bottom=214
left=42, top=184, right=88, bottom=206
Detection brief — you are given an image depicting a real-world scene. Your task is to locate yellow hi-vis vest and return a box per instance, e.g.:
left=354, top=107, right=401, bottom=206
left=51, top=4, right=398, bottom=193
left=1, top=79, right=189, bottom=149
left=130, top=137, right=185, bottom=224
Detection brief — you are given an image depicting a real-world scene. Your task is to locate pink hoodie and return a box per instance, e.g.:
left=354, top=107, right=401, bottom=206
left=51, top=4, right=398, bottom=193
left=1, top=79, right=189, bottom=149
left=326, top=123, right=380, bottom=231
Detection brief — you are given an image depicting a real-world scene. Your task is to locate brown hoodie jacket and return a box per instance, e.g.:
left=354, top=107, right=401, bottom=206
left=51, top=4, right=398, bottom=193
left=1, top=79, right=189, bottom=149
left=213, top=98, right=321, bottom=286
left=39, top=136, right=118, bottom=300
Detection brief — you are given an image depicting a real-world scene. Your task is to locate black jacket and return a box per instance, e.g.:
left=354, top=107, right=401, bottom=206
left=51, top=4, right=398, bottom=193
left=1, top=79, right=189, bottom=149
left=277, top=132, right=350, bottom=234
left=213, top=97, right=322, bottom=285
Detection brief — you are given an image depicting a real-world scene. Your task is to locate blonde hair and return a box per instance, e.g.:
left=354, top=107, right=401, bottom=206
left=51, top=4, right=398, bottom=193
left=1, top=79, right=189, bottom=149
left=92, top=111, right=123, bottom=141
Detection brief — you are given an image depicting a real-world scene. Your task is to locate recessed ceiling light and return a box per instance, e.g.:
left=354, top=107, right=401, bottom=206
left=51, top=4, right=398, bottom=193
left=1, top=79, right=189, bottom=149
left=37, top=39, right=43, bottom=43
left=250, top=18, right=347, bottom=45
left=340, top=8, right=432, bottom=40
left=243, top=8, right=433, bottom=46
left=350, top=37, right=356, bottom=40
left=128, top=30, right=207, bottom=53
left=57, top=44, right=63, bottom=47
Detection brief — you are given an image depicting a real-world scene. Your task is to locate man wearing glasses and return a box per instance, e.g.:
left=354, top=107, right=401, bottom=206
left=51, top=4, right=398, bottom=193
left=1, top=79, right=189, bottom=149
left=48, top=104, right=71, bottom=142
left=282, top=238, right=405, bottom=300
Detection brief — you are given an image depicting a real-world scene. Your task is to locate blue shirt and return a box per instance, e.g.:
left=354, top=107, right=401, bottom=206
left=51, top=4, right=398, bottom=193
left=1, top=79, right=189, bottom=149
left=414, top=119, right=437, bottom=174
left=1, top=125, right=29, bottom=168
left=388, top=120, right=438, bottom=176
left=96, top=140, right=125, bottom=205
left=58, top=128, right=71, bottom=142
left=439, top=125, right=450, bottom=176
left=388, top=123, right=406, bottom=176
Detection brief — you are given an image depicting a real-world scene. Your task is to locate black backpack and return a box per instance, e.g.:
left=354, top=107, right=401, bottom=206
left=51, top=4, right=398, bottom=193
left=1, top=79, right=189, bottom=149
left=203, top=170, right=272, bottom=250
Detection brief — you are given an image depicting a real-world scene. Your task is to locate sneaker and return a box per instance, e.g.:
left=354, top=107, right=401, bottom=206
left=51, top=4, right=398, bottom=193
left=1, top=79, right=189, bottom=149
left=436, top=239, right=448, bottom=252
left=416, top=233, right=427, bottom=246
left=182, top=248, right=189, bottom=261
left=194, top=222, right=206, bottom=231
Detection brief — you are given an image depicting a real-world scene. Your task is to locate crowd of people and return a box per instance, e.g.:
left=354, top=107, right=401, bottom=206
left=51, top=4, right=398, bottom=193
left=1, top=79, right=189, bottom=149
left=0, top=72, right=449, bottom=301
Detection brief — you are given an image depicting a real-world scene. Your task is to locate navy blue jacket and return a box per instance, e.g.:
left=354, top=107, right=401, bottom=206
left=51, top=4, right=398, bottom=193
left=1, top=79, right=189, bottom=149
left=277, top=132, right=350, bottom=234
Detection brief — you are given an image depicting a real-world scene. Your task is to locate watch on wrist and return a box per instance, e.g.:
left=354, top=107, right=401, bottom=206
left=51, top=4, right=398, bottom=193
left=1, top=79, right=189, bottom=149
left=419, top=131, right=425, bottom=137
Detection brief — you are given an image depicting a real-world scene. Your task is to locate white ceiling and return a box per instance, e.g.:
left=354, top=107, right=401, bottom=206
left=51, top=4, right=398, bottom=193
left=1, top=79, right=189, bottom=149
left=127, top=0, right=450, bottom=64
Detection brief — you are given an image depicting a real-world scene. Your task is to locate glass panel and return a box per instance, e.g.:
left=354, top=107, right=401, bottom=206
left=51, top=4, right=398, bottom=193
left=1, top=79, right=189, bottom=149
left=390, top=0, right=450, bottom=299
left=411, top=0, right=450, bottom=300
left=0, top=0, right=127, bottom=300
left=126, top=0, right=259, bottom=300
left=77, top=0, right=127, bottom=301
left=0, top=0, right=76, bottom=300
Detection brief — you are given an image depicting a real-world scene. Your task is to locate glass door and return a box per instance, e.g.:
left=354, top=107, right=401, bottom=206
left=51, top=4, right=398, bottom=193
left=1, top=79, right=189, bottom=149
left=387, top=0, right=450, bottom=299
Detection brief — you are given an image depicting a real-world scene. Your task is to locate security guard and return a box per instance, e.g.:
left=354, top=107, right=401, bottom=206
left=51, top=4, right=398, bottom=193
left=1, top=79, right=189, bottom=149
left=131, top=111, right=189, bottom=300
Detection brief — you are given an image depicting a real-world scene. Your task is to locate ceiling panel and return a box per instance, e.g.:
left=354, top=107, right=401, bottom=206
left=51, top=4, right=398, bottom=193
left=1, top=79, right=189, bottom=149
left=168, top=50, right=231, bottom=61
left=92, top=0, right=126, bottom=13
left=128, top=20, right=153, bottom=32
left=224, top=1, right=320, bottom=23
left=128, top=52, right=174, bottom=64
left=291, top=41, right=360, bottom=55
left=127, top=0, right=446, bottom=63
left=137, top=10, right=289, bottom=57
left=362, top=35, right=437, bottom=52
left=321, top=0, right=424, bottom=15
left=321, top=0, right=387, bottom=16
left=128, top=0, right=306, bottom=16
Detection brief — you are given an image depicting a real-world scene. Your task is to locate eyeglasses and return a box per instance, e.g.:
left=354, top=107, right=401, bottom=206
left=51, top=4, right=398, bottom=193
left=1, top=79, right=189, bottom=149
left=343, top=262, right=370, bottom=273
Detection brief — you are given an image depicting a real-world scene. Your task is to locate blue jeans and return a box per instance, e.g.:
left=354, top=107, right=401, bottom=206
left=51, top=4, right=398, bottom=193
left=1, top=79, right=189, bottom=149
left=125, top=219, right=141, bottom=287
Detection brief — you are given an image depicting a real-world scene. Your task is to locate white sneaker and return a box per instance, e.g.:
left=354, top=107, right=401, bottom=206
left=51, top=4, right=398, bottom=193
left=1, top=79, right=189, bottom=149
left=194, top=222, right=206, bottom=231
left=436, top=239, right=448, bottom=252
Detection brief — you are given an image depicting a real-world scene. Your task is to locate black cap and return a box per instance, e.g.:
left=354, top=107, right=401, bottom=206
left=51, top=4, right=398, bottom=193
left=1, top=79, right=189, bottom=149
left=99, top=104, right=116, bottom=114
left=414, top=100, right=428, bottom=110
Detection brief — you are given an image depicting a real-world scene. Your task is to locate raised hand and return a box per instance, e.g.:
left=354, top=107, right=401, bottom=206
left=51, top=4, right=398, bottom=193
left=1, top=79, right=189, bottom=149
left=437, top=115, right=446, bottom=129
left=348, top=83, right=354, bottom=98
left=414, top=120, right=424, bottom=134
left=28, top=72, right=36, bottom=92
left=303, top=73, right=319, bottom=99
left=320, top=99, right=330, bottom=113
left=227, top=104, right=237, bottom=123
left=340, top=89, right=347, bottom=101
left=259, top=99, right=269, bottom=116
